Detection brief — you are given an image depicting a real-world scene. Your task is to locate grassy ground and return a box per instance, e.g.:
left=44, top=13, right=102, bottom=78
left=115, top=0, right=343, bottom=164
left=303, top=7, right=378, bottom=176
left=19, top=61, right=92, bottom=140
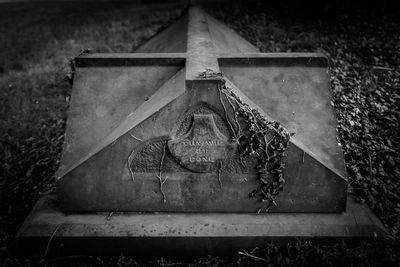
left=0, top=1, right=399, bottom=266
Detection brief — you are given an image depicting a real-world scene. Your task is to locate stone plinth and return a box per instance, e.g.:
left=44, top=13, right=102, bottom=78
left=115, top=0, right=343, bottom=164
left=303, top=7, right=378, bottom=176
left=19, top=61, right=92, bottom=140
left=16, top=194, right=387, bottom=259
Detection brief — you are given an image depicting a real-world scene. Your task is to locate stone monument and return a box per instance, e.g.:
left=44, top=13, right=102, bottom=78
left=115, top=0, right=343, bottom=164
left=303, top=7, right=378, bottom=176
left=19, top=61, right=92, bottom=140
left=17, top=6, right=387, bottom=258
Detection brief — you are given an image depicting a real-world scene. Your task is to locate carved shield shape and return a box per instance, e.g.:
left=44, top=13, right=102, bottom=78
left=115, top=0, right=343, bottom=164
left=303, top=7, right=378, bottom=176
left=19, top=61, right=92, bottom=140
left=168, top=114, right=235, bottom=173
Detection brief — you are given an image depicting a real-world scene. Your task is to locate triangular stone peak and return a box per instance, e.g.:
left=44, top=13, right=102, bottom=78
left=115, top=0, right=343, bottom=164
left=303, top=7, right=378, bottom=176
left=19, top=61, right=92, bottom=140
left=57, top=6, right=347, bottom=213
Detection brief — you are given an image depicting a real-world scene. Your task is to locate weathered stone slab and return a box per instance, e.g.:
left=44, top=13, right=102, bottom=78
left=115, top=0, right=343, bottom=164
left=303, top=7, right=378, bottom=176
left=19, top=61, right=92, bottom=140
left=58, top=75, right=347, bottom=212
left=58, top=65, right=182, bottom=176
left=221, top=59, right=344, bottom=176
left=56, top=6, right=348, bottom=213
left=15, top=194, right=389, bottom=259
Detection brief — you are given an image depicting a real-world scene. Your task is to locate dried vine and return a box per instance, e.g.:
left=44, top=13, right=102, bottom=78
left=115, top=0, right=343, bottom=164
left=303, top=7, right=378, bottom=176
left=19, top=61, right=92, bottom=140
left=199, top=69, right=292, bottom=212
left=156, top=142, right=168, bottom=203
left=217, top=160, right=223, bottom=189
left=127, top=132, right=144, bottom=183
left=127, top=150, right=135, bottom=183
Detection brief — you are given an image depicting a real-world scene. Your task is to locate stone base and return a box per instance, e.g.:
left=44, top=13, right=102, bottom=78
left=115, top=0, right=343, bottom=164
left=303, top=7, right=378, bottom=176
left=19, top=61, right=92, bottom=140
left=15, top=195, right=388, bottom=259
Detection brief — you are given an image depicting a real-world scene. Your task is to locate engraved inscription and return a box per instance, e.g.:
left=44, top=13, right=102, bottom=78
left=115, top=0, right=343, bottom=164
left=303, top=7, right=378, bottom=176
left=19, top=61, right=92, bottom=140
left=189, top=156, right=212, bottom=162
left=168, top=114, right=235, bottom=173
left=184, top=139, right=224, bottom=163
left=183, top=140, right=223, bottom=146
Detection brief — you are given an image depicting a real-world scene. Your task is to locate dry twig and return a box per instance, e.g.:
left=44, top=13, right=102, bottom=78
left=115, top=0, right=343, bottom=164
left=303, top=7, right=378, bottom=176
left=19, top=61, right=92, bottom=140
left=225, top=93, right=242, bottom=137
left=156, top=143, right=168, bottom=203
left=217, top=161, right=223, bottom=189
left=238, top=250, right=268, bottom=262
left=44, top=224, right=62, bottom=258
left=218, top=84, right=237, bottom=139
left=127, top=149, right=135, bottom=183
left=129, top=133, right=143, bottom=142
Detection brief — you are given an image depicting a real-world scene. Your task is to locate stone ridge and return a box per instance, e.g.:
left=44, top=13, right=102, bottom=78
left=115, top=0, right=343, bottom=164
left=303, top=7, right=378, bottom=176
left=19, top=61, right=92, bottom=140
left=185, top=6, right=220, bottom=80
left=135, top=13, right=189, bottom=53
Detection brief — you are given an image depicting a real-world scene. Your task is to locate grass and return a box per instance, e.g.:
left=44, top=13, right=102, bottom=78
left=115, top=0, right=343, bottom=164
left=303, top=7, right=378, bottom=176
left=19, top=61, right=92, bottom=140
left=1, top=1, right=399, bottom=266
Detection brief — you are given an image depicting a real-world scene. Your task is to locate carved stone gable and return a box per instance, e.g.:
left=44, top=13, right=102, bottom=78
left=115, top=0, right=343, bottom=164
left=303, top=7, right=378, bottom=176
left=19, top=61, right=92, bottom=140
left=168, top=114, right=236, bottom=173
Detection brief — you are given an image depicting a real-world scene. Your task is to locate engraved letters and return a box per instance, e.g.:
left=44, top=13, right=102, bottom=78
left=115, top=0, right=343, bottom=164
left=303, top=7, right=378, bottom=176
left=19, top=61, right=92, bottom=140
left=183, top=139, right=224, bottom=163
left=189, top=156, right=213, bottom=163
left=168, top=114, right=235, bottom=173
left=182, top=140, right=223, bottom=147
